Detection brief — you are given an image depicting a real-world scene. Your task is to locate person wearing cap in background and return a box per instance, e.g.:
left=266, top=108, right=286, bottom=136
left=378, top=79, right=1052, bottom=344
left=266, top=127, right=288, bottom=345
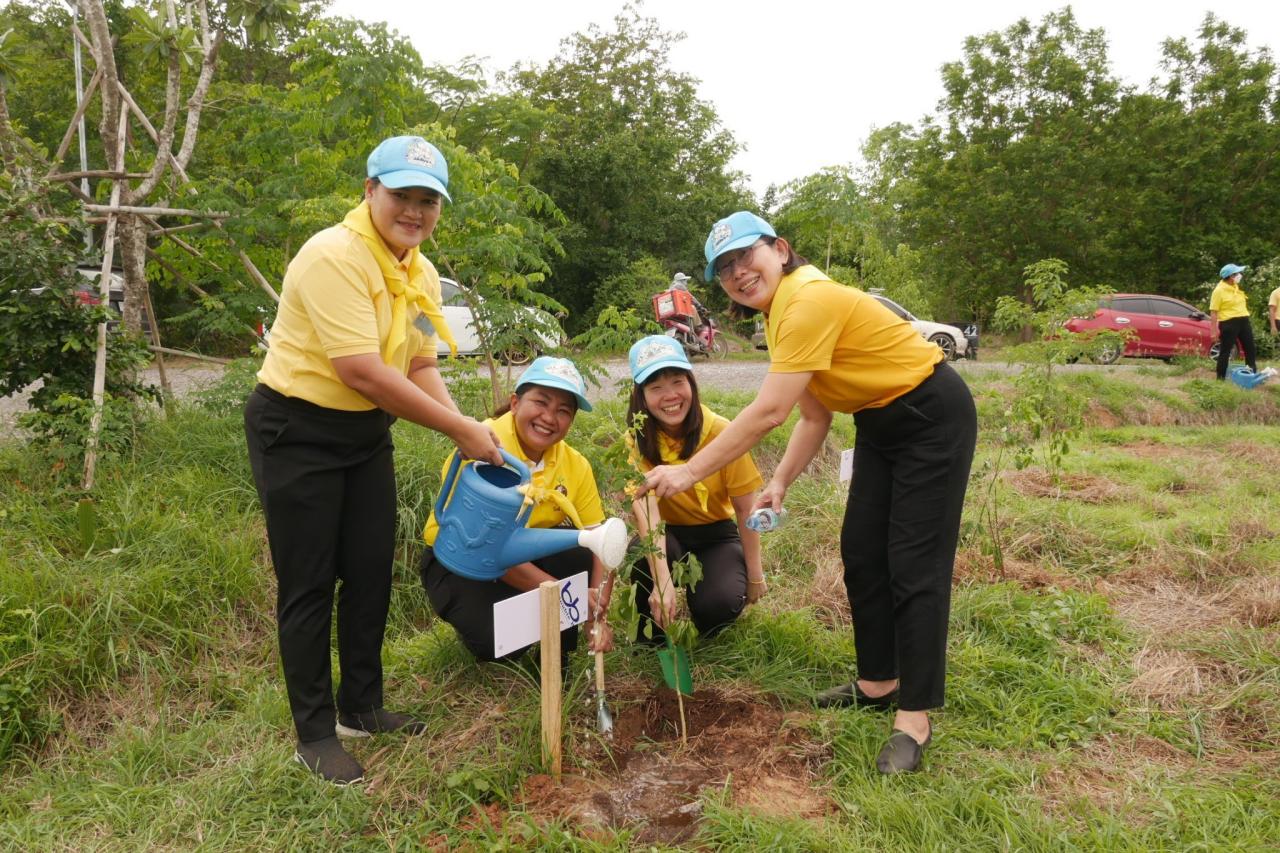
left=641, top=211, right=977, bottom=775
left=1210, top=263, right=1258, bottom=380
left=625, top=335, right=766, bottom=644
left=670, top=272, right=709, bottom=331
left=1266, top=278, right=1280, bottom=337
left=419, top=356, right=615, bottom=666
left=244, top=135, right=503, bottom=785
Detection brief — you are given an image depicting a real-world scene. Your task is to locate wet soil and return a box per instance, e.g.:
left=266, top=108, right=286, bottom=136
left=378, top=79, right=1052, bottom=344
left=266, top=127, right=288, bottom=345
left=518, top=686, right=831, bottom=845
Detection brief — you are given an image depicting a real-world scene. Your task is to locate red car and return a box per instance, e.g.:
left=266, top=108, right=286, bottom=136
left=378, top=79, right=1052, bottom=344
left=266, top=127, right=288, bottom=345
left=1064, top=293, right=1227, bottom=363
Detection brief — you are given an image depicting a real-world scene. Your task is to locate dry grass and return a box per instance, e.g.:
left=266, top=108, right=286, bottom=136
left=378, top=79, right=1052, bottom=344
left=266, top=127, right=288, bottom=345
left=1005, top=469, right=1125, bottom=503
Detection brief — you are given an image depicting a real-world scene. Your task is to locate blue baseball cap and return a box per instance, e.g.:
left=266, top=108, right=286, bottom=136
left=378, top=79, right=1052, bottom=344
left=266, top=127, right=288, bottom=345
left=704, top=211, right=776, bottom=281
left=515, top=356, right=592, bottom=412
left=366, top=136, right=451, bottom=201
left=1219, top=263, right=1246, bottom=280
left=629, top=334, right=691, bottom=384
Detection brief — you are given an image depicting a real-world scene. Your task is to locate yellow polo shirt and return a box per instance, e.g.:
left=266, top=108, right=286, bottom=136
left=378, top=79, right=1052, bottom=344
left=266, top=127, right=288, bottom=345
left=1268, top=287, right=1280, bottom=318
left=423, top=411, right=604, bottom=546
left=258, top=224, right=439, bottom=410
left=628, top=408, right=763, bottom=527
left=1209, top=280, right=1249, bottom=321
left=765, top=266, right=942, bottom=413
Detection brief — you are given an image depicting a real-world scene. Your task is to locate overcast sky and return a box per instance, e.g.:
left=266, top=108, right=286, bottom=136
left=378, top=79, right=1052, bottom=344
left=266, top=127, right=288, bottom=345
left=327, top=0, right=1278, bottom=194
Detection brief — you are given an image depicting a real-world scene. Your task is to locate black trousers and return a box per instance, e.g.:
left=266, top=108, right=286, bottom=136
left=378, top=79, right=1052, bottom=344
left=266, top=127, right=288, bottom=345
left=1216, top=317, right=1258, bottom=379
left=632, top=519, right=748, bottom=642
left=420, top=544, right=592, bottom=662
left=244, top=385, right=396, bottom=743
left=841, top=362, right=977, bottom=711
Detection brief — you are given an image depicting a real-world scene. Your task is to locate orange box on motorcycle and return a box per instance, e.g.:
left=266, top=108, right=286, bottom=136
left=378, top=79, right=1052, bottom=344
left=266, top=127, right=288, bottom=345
left=653, top=288, right=695, bottom=322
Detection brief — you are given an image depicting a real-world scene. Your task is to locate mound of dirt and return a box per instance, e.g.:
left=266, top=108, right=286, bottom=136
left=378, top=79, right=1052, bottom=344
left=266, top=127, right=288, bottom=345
left=518, top=686, right=831, bottom=845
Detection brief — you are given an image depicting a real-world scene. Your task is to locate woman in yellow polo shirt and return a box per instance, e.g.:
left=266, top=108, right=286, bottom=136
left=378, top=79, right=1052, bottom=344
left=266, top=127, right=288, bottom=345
left=244, top=135, right=503, bottom=785
left=643, top=212, right=977, bottom=775
left=419, top=357, right=614, bottom=663
left=1210, top=263, right=1258, bottom=380
left=625, top=335, right=765, bottom=642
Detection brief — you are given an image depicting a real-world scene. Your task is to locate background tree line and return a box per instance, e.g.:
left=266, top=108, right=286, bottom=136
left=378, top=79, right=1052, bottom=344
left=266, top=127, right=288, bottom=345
left=1, top=1, right=1278, bottom=353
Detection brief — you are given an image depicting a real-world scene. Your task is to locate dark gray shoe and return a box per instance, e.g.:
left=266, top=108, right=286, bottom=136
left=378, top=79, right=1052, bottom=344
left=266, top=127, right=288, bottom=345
left=814, top=682, right=899, bottom=710
left=335, top=708, right=427, bottom=738
left=295, top=736, right=364, bottom=785
left=875, top=727, right=931, bottom=774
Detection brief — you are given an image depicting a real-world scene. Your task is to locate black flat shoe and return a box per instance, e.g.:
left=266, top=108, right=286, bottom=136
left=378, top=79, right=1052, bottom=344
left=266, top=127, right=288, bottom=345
left=875, top=726, right=932, bottom=774
left=814, top=681, right=899, bottom=710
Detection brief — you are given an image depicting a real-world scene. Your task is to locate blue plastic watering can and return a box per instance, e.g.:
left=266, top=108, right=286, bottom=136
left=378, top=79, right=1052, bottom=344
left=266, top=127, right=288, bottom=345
left=1228, top=366, right=1275, bottom=390
left=433, top=449, right=627, bottom=581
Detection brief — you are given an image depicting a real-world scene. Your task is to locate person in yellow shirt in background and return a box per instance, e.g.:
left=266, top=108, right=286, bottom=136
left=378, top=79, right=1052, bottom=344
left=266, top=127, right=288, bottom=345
left=419, top=357, right=614, bottom=665
left=642, top=212, right=977, bottom=775
left=625, top=335, right=765, bottom=643
left=1209, top=263, right=1258, bottom=380
left=1268, top=281, right=1280, bottom=336
left=244, top=135, right=503, bottom=785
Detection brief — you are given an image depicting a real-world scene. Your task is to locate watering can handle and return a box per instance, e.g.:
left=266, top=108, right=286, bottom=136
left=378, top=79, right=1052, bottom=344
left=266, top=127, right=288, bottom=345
left=433, top=449, right=532, bottom=519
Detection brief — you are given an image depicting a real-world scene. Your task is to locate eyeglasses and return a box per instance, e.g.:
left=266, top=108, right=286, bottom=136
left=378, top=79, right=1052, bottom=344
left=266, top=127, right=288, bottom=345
left=714, top=240, right=767, bottom=281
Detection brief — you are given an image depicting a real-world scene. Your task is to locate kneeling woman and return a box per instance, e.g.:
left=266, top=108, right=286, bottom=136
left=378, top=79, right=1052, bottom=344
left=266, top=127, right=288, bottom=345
left=419, top=357, right=613, bottom=661
left=626, top=335, right=766, bottom=641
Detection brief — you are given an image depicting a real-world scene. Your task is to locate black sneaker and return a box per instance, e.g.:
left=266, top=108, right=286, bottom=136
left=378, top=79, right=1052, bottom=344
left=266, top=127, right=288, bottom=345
left=295, top=736, right=364, bottom=785
left=335, top=708, right=428, bottom=738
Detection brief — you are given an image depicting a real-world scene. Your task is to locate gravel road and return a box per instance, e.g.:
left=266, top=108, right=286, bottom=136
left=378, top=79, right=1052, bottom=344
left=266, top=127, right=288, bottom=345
left=1, top=353, right=1140, bottom=433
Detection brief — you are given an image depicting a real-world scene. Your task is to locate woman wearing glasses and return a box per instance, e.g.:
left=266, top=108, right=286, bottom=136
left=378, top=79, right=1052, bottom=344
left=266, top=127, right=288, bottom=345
left=641, top=211, right=976, bottom=774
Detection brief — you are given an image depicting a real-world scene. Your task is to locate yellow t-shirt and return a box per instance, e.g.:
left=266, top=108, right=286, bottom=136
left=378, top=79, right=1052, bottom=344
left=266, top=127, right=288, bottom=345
left=765, top=266, right=942, bottom=413
left=423, top=411, right=605, bottom=547
left=1209, top=280, right=1249, bottom=321
left=629, top=407, right=764, bottom=527
left=257, top=224, right=439, bottom=410
left=1268, top=287, right=1280, bottom=317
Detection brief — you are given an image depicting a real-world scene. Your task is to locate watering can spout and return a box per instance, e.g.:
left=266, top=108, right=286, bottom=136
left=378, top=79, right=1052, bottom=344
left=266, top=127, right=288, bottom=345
left=498, top=517, right=628, bottom=571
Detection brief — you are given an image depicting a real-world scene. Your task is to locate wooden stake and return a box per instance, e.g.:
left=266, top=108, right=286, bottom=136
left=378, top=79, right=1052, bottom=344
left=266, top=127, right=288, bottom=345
left=140, top=283, right=172, bottom=411
left=84, top=203, right=229, bottom=218
left=147, top=345, right=230, bottom=364
left=539, top=580, right=562, bottom=778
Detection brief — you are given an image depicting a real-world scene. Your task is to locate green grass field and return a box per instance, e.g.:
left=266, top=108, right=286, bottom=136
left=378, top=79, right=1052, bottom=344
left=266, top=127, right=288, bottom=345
left=1, top=360, right=1277, bottom=850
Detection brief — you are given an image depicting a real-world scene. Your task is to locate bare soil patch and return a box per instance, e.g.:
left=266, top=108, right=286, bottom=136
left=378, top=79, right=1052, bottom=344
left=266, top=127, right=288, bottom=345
left=517, top=685, right=831, bottom=845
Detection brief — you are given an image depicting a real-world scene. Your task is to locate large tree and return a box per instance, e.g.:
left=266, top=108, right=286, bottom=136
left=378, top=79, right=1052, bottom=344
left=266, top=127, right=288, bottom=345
left=501, top=5, right=749, bottom=327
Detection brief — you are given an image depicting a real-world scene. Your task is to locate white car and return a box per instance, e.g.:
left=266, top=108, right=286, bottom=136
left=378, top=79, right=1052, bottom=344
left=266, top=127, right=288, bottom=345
left=871, top=294, right=969, bottom=360
left=438, top=277, right=561, bottom=364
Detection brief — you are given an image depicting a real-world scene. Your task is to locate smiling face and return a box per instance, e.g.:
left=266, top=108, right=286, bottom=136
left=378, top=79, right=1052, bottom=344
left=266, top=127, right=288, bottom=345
left=714, top=237, right=790, bottom=313
left=364, top=179, right=442, bottom=259
left=509, top=385, right=577, bottom=462
left=641, top=368, right=695, bottom=435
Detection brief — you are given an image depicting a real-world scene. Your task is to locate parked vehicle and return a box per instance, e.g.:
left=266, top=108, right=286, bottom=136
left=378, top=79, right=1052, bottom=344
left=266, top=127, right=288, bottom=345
left=1062, top=293, right=1225, bottom=363
left=438, top=277, right=560, bottom=364
left=871, top=294, right=969, bottom=360
left=652, top=287, right=727, bottom=358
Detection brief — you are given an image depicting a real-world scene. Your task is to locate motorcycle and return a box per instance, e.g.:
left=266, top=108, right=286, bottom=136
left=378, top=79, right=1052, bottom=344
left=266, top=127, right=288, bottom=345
left=660, top=312, right=727, bottom=359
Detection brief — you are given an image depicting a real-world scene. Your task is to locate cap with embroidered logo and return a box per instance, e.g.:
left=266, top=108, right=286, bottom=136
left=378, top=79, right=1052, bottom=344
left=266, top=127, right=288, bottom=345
left=629, top=334, right=691, bottom=384
left=367, top=136, right=451, bottom=201
left=1219, top=263, right=1247, bottom=280
left=704, top=211, right=776, bottom=281
left=515, top=356, right=592, bottom=412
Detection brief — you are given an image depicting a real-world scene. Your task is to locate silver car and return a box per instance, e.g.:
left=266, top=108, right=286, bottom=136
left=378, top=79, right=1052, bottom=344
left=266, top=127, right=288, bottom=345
left=871, top=294, right=969, bottom=360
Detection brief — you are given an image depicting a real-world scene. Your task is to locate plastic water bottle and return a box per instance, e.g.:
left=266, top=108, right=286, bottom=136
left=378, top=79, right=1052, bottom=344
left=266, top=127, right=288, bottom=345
left=746, top=508, right=788, bottom=532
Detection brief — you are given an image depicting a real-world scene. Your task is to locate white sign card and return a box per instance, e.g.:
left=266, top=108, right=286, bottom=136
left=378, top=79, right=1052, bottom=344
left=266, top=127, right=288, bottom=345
left=839, top=448, right=855, bottom=485
left=492, top=571, right=589, bottom=658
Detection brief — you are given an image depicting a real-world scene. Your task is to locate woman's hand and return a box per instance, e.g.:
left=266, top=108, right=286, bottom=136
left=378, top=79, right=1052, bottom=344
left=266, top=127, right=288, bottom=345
left=755, top=479, right=787, bottom=513
left=649, top=578, right=678, bottom=629
left=642, top=464, right=697, bottom=498
left=589, top=618, right=614, bottom=653
left=452, top=417, right=503, bottom=465
left=746, top=573, right=768, bottom=604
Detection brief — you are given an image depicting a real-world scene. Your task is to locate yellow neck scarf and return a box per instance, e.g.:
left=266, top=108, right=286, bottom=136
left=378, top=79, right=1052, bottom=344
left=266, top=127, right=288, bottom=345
left=656, top=404, right=716, bottom=511
left=340, top=201, right=457, bottom=362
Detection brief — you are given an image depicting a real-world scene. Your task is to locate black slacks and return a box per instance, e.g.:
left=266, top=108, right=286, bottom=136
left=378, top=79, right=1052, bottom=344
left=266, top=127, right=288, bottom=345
left=841, top=362, right=977, bottom=711
left=1216, top=317, right=1258, bottom=379
left=420, top=544, right=592, bottom=662
left=632, top=519, right=748, bottom=642
left=244, top=385, right=396, bottom=743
